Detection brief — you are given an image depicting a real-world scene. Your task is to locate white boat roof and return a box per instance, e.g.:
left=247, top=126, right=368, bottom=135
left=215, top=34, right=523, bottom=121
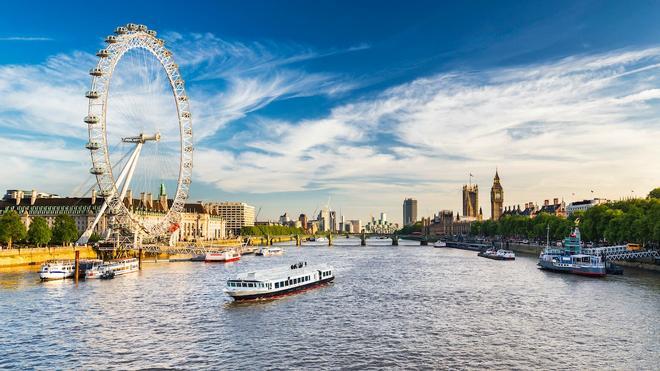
left=233, top=264, right=333, bottom=282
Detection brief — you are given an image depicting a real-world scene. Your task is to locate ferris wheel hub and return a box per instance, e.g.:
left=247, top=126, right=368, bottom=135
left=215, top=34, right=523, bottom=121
left=121, top=132, right=161, bottom=144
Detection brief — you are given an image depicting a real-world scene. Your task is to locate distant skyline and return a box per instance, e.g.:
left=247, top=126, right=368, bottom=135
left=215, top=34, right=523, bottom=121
left=1, top=1, right=659, bottom=224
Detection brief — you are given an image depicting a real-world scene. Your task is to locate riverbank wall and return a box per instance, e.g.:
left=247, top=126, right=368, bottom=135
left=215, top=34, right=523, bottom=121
left=0, top=246, right=98, bottom=267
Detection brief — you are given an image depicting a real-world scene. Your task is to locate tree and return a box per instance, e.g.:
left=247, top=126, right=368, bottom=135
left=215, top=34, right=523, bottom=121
left=52, top=214, right=79, bottom=246
left=27, top=216, right=51, bottom=247
left=0, top=211, right=27, bottom=249
left=648, top=187, right=660, bottom=199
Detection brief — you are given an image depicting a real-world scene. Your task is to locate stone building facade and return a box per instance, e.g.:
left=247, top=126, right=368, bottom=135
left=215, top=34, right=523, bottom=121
left=0, top=189, right=226, bottom=243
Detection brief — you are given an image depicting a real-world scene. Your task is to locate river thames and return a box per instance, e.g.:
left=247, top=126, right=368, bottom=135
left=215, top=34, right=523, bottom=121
left=1, top=241, right=658, bottom=369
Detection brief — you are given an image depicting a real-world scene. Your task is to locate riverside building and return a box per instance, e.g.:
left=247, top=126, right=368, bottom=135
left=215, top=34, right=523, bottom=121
left=566, top=198, right=609, bottom=216
left=205, top=202, right=255, bottom=236
left=0, top=189, right=226, bottom=242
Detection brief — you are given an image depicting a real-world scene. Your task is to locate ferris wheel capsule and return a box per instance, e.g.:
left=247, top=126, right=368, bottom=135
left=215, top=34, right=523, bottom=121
left=146, top=30, right=157, bottom=37
left=114, top=26, right=128, bottom=35
left=105, top=35, right=119, bottom=44
left=89, top=68, right=103, bottom=76
left=126, top=23, right=138, bottom=31
left=85, top=91, right=100, bottom=99
left=96, top=49, right=110, bottom=58
left=90, top=166, right=105, bottom=175
left=85, top=141, right=101, bottom=150
left=84, top=115, right=99, bottom=124
left=181, top=111, right=191, bottom=119
left=137, top=24, right=147, bottom=32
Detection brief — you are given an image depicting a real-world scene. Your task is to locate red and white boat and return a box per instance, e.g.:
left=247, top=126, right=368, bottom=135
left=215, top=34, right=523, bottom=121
left=204, top=250, right=241, bottom=263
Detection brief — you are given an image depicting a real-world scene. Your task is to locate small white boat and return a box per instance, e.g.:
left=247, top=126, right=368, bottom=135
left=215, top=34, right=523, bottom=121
left=205, top=250, right=241, bottom=263
left=85, top=258, right=139, bottom=279
left=256, top=247, right=284, bottom=256
left=39, top=260, right=76, bottom=280
left=478, top=248, right=515, bottom=260
left=224, top=262, right=334, bottom=301
left=496, top=249, right=516, bottom=260
left=433, top=240, right=447, bottom=248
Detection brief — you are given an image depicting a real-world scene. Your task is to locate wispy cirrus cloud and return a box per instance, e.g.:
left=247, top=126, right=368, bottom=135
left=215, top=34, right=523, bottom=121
left=0, top=36, right=53, bottom=41
left=194, top=46, right=660, bottom=218
left=0, top=31, right=365, bottom=194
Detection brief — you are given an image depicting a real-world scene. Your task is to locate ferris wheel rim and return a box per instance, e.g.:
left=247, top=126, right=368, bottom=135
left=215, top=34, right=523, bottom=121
left=85, top=24, right=193, bottom=239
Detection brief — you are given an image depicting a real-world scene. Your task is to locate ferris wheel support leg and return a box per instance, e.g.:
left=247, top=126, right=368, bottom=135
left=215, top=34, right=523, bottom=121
left=119, top=143, right=143, bottom=201
left=77, top=143, right=144, bottom=244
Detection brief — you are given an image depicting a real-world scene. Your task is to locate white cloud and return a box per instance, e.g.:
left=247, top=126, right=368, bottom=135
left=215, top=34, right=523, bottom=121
left=0, top=37, right=52, bottom=41
left=0, top=31, right=364, bottom=198
left=195, top=47, right=660, bottom=222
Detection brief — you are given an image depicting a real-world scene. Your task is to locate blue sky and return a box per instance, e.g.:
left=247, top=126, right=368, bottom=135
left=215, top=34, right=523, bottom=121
left=1, top=1, right=659, bottom=224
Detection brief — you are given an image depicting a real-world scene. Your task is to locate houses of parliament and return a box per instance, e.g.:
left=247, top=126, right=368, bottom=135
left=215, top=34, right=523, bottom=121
left=462, top=170, right=503, bottom=222
left=423, top=170, right=503, bottom=236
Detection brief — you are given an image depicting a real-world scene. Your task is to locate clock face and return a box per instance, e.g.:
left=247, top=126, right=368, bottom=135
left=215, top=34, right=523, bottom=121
left=495, top=192, right=501, bottom=201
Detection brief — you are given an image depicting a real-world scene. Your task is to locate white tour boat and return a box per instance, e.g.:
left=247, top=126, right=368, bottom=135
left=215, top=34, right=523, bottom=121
left=39, top=260, right=76, bottom=280
left=205, top=250, right=241, bottom=263
left=256, top=247, right=285, bottom=256
left=433, top=240, right=447, bottom=248
left=39, top=259, right=103, bottom=281
left=85, top=258, right=139, bottom=279
left=224, top=262, right=334, bottom=301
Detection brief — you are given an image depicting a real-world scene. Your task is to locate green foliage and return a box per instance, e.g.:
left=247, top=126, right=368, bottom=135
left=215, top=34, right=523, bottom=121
left=240, top=225, right=305, bottom=236
left=470, top=188, right=660, bottom=246
left=27, top=216, right=52, bottom=247
left=397, top=221, right=423, bottom=235
left=649, top=187, right=660, bottom=199
left=51, top=214, right=79, bottom=245
left=0, top=210, right=27, bottom=248
left=580, top=197, right=659, bottom=244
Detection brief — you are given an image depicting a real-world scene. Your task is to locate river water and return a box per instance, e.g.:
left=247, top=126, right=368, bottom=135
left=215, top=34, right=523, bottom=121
left=1, top=240, right=658, bottom=369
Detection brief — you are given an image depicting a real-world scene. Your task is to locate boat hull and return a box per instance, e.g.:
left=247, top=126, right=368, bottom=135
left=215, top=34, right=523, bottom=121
left=228, top=276, right=334, bottom=301
left=538, top=260, right=606, bottom=277
left=39, top=271, right=73, bottom=280
left=204, top=252, right=241, bottom=262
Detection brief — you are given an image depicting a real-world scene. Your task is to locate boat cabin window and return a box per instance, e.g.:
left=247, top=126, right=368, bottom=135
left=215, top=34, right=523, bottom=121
left=275, top=282, right=280, bottom=288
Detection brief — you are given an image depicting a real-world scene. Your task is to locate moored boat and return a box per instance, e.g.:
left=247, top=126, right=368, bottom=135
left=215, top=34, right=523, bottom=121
left=39, top=259, right=103, bottom=280
left=224, top=262, right=334, bottom=301
left=537, top=226, right=606, bottom=277
left=85, top=258, right=139, bottom=279
left=433, top=240, right=447, bottom=248
left=256, top=247, right=284, bottom=256
left=39, top=260, right=76, bottom=280
left=205, top=250, right=240, bottom=263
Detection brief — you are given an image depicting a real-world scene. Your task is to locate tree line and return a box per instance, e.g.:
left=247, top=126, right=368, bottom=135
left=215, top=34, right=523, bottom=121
left=471, top=188, right=660, bottom=246
left=0, top=211, right=90, bottom=248
left=240, top=225, right=305, bottom=236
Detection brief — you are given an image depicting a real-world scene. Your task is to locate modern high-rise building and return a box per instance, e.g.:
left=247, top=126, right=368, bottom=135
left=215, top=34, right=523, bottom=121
left=403, top=198, right=417, bottom=225
left=462, top=184, right=479, bottom=218
left=380, top=212, right=387, bottom=222
left=329, top=210, right=337, bottom=232
left=318, top=207, right=330, bottom=232
left=205, top=201, right=255, bottom=236
left=490, top=170, right=504, bottom=221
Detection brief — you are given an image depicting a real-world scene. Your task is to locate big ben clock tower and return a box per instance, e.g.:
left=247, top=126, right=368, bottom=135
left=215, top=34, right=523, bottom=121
left=491, top=170, right=503, bottom=220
